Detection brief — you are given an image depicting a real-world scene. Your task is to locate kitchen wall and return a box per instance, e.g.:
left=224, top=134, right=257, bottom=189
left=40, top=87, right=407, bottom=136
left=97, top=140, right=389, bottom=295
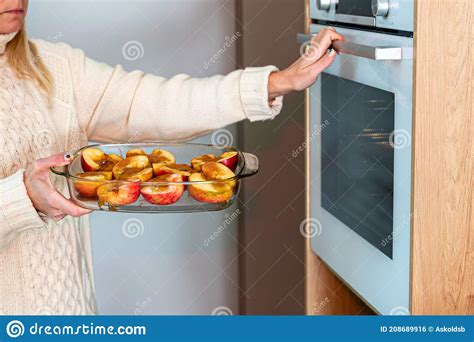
left=238, top=0, right=307, bottom=314
left=28, top=0, right=241, bottom=315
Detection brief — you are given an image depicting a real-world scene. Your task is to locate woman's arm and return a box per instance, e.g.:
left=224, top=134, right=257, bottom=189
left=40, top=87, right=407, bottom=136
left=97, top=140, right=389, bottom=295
left=0, top=171, right=45, bottom=250
left=0, top=170, right=45, bottom=251
left=68, top=28, right=342, bottom=143
left=70, top=53, right=282, bottom=143
left=0, top=154, right=91, bottom=250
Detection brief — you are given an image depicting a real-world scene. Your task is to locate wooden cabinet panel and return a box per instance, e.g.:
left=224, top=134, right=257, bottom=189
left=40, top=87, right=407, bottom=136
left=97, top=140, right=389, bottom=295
left=411, top=0, right=474, bottom=315
left=305, top=242, right=375, bottom=315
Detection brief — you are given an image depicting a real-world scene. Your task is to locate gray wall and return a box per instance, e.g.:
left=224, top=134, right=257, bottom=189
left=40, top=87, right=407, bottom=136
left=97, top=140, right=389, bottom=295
left=238, top=0, right=306, bottom=314
left=28, top=0, right=240, bottom=315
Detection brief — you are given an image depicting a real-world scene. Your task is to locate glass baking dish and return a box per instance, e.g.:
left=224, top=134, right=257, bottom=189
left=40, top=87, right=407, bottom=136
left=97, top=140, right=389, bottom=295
left=51, top=143, right=258, bottom=213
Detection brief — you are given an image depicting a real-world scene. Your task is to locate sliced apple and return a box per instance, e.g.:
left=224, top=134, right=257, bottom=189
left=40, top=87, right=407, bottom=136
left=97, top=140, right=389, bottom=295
left=112, top=155, right=151, bottom=179
left=152, top=163, right=194, bottom=180
left=81, top=147, right=106, bottom=171
left=126, top=149, right=147, bottom=157
left=217, top=151, right=239, bottom=172
left=119, top=167, right=154, bottom=182
left=140, top=174, right=184, bottom=205
left=148, top=149, right=176, bottom=165
left=201, top=162, right=236, bottom=187
left=97, top=181, right=140, bottom=207
left=99, top=154, right=123, bottom=172
left=191, top=154, right=216, bottom=171
left=75, top=172, right=113, bottom=198
left=188, top=173, right=234, bottom=203
left=81, top=148, right=124, bottom=173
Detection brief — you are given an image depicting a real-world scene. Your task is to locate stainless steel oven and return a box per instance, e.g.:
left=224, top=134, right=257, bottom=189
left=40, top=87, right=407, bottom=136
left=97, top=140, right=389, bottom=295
left=310, top=0, right=414, bottom=32
left=300, top=8, right=414, bottom=314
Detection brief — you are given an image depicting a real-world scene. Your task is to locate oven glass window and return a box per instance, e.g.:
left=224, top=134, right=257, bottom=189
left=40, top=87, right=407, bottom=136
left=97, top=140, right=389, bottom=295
left=320, top=73, right=394, bottom=259
left=336, top=0, right=373, bottom=17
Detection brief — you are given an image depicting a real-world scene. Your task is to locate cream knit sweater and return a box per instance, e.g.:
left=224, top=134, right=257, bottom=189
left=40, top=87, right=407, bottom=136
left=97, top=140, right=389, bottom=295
left=0, top=32, right=282, bottom=315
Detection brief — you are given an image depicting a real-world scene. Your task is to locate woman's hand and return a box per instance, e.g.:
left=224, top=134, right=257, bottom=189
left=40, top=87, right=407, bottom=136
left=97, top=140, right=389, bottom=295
left=24, top=153, right=91, bottom=222
left=268, top=28, right=344, bottom=99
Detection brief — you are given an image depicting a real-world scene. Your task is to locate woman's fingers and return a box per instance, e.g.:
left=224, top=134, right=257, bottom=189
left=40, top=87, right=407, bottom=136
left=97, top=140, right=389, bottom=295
left=24, top=152, right=91, bottom=221
left=305, top=28, right=343, bottom=63
left=313, top=49, right=338, bottom=74
left=46, top=189, right=91, bottom=219
left=271, top=28, right=343, bottom=95
left=35, top=153, right=71, bottom=172
left=312, top=28, right=344, bottom=53
left=300, top=28, right=343, bottom=68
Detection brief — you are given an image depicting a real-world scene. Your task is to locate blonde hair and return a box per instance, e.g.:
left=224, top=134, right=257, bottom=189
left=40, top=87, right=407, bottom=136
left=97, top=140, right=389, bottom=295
left=7, top=26, right=53, bottom=105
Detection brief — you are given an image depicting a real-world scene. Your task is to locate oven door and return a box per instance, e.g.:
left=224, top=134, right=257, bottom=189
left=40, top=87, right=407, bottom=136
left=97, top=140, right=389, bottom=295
left=304, top=24, right=413, bottom=314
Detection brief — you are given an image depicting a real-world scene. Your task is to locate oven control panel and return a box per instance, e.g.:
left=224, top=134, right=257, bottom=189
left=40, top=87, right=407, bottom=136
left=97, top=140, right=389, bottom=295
left=310, top=0, right=414, bottom=33
left=310, top=0, right=337, bottom=23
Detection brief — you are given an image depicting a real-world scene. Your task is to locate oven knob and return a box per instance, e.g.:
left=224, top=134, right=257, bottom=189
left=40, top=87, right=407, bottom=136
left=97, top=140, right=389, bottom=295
left=317, top=0, right=331, bottom=11
left=372, top=0, right=390, bottom=17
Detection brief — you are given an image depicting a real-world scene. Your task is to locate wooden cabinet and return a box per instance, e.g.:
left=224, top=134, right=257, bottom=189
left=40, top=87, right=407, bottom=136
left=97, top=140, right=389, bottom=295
left=305, top=0, right=473, bottom=315
left=410, top=0, right=473, bottom=315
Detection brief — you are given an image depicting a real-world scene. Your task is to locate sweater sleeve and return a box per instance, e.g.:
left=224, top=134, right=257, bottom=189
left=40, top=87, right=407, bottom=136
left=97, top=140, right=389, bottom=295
left=0, top=170, right=46, bottom=251
left=68, top=48, right=283, bottom=143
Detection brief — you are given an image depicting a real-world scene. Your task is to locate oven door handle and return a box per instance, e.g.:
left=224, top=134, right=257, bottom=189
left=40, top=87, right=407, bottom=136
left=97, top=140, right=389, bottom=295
left=297, top=33, right=410, bottom=61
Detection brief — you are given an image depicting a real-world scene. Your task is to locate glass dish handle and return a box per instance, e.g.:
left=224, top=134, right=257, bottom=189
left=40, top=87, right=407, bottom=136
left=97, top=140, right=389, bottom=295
left=240, top=153, right=259, bottom=179
left=50, top=165, right=67, bottom=177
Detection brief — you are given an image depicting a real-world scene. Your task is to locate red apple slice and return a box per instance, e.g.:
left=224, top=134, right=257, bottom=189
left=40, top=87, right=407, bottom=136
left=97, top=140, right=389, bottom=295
left=148, top=149, right=176, bottom=165
left=75, top=172, right=113, bottom=198
left=191, top=154, right=216, bottom=171
left=201, top=162, right=236, bottom=187
left=217, top=151, right=239, bottom=172
left=97, top=181, right=140, bottom=207
left=81, top=147, right=106, bottom=172
left=112, top=155, right=151, bottom=179
left=188, top=173, right=234, bottom=203
left=141, top=174, right=184, bottom=205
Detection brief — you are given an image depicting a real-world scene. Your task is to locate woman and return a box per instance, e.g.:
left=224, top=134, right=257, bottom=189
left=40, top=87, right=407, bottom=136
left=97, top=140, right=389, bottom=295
left=0, top=0, right=343, bottom=314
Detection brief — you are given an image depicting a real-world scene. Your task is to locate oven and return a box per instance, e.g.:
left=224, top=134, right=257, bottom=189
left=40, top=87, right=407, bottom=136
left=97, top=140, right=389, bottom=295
left=299, top=18, right=414, bottom=314
left=310, top=0, right=414, bottom=32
